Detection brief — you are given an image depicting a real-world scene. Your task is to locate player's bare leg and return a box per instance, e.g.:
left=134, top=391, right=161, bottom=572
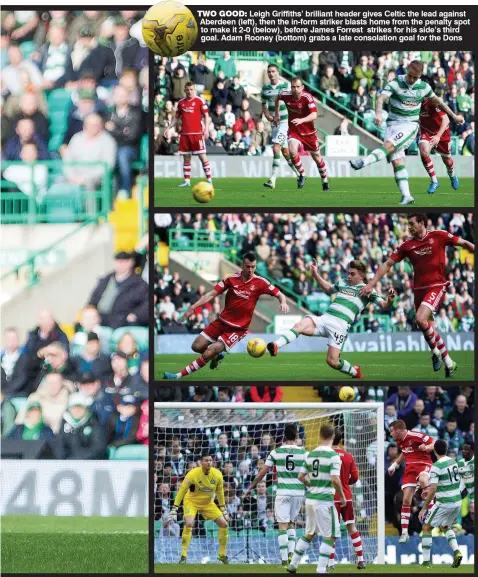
left=415, top=304, right=456, bottom=376
left=440, top=153, right=459, bottom=190
left=288, top=139, right=306, bottom=189
left=198, top=152, right=212, bottom=184
left=268, top=317, right=313, bottom=356
left=329, top=522, right=365, bottom=569
left=311, top=151, right=329, bottom=191
left=399, top=486, right=415, bottom=542
left=326, top=346, right=361, bottom=379
left=419, top=141, right=440, bottom=194
left=214, top=514, right=229, bottom=563
left=179, top=154, right=192, bottom=187
left=163, top=338, right=226, bottom=379
left=180, top=515, right=195, bottom=562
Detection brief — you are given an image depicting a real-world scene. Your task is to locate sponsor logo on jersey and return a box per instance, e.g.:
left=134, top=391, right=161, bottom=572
left=198, top=486, right=214, bottom=493
left=401, top=446, right=416, bottom=453
left=403, top=98, right=418, bottom=107
left=182, top=107, right=196, bottom=113
left=342, top=289, right=357, bottom=297
left=233, top=288, right=251, bottom=299
left=413, top=247, right=433, bottom=256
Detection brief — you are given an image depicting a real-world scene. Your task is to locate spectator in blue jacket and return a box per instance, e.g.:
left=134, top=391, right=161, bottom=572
left=385, top=387, right=419, bottom=418
left=3, top=118, right=49, bottom=160
left=7, top=401, right=54, bottom=441
left=77, top=372, right=115, bottom=426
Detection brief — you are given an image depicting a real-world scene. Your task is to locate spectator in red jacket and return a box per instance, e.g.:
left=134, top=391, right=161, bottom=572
left=232, top=110, right=256, bottom=134
left=248, top=385, right=283, bottom=403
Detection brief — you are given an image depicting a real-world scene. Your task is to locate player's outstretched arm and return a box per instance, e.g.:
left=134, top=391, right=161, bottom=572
left=457, top=237, right=475, bottom=253
left=181, top=289, right=219, bottom=322
left=377, top=288, right=396, bottom=310
left=243, top=464, right=271, bottom=499
left=309, top=258, right=334, bottom=294
left=429, top=95, right=464, bottom=125
left=359, top=258, right=395, bottom=297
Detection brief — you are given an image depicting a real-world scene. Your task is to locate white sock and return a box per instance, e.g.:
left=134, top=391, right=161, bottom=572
left=422, top=535, right=432, bottom=561
left=446, top=529, right=459, bottom=552
left=271, top=155, right=281, bottom=179
left=289, top=536, right=311, bottom=569
left=275, top=329, right=299, bottom=349
left=338, top=359, right=357, bottom=377
left=394, top=165, right=411, bottom=196
left=287, top=528, right=296, bottom=554
left=317, top=539, right=335, bottom=573
left=278, top=530, right=288, bottom=561
left=362, top=146, right=388, bottom=166
left=174, top=373, right=183, bottom=379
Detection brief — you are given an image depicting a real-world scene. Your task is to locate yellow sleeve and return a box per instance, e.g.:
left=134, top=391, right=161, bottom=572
left=173, top=473, right=193, bottom=507
left=215, top=470, right=225, bottom=508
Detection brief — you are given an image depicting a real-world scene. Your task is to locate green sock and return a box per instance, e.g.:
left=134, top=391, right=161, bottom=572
left=271, top=153, right=281, bottom=179
left=338, top=359, right=357, bottom=377
left=394, top=164, right=411, bottom=196
left=422, top=535, right=432, bottom=561
left=362, top=145, right=388, bottom=167
left=275, top=329, right=299, bottom=349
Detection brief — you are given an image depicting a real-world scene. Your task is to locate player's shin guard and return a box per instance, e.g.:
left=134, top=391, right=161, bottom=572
left=361, top=145, right=388, bottom=167
left=338, top=359, right=358, bottom=377
left=422, top=156, right=438, bottom=183
left=275, top=329, right=299, bottom=349
left=183, top=160, right=192, bottom=182
left=317, top=539, right=335, bottom=573
left=351, top=531, right=364, bottom=562
left=291, top=154, right=305, bottom=176
left=287, top=528, right=297, bottom=554
left=278, top=530, right=289, bottom=561
left=201, top=160, right=211, bottom=180
left=178, top=355, right=208, bottom=378
left=218, top=527, right=229, bottom=557
left=289, top=536, right=312, bottom=569
left=401, top=506, right=411, bottom=535
left=318, top=159, right=328, bottom=183
left=445, top=529, right=459, bottom=552
left=181, top=526, right=193, bottom=556
left=422, top=535, right=432, bottom=561
left=394, top=165, right=411, bottom=196
left=271, top=153, right=281, bottom=180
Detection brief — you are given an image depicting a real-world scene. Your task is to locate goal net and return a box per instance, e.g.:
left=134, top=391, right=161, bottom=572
left=154, top=402, right=384, bottom=565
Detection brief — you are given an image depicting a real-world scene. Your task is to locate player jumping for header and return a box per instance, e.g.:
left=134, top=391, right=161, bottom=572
left=359, top=213, right=475, bottom=378
left=163, top=253, right=289, bottom=379
left=268, top=259, right=395, bottom=379
left=275, top=77, right=329, bottom=191
left=349, top=60, right=464, bottom=205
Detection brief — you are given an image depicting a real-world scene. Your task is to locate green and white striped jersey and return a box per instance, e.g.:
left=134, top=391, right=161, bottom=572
left=265, top=444, right=307, bottom=497
left=382, top=75, right=435, bottom=124
left=261, top=81, right=289, bottom=122
left=300, top=445, right=341, bottom=503
left=429, top=456, right=463, bottom=508
left=326, top=282, right=384, bottom=327
left=457, top=455, right=474, bottom=503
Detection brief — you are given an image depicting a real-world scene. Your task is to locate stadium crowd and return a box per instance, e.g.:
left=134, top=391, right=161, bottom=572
left=154, top=385, right=474, bottom=539
left=154, top=213, right=475, bottom=335
left=154, top=50, right=475, bottom=157
left=1, top=10, right=148, bottom=201
left=1, top=249, right=149, bottom=458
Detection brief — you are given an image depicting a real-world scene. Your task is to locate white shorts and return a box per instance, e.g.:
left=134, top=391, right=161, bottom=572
left=305, top=314, right=349, bottom=350
left=425, top=503, right=461, bottom=528
left=274, top=495, right=304, bottom=523
left=305, top=501, right=341, bottom=538
left=272, top=121, right=289, bottom=147
left=384, top=121, right=419, bottom=161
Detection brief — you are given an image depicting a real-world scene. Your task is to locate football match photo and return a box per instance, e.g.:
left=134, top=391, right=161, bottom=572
left=154, top=50, right=474, bottom=208
left=154, top=384, right=474, bottom=572
left=154, top=212, right=475, bottom=382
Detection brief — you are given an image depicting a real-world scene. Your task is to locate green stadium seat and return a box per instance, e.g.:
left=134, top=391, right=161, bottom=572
left=20, top=41, right=36, bottom=59
left=279, top=278, right=294, bottom=291
left=10, top=397, right=28, bottom=414
left=407, top=140, right=418, bottom=155
left=40, top=182, right=82, bottom=223
left=255, top=261, right=268, bottom=277
left=305, top=293, right=331, bottom=314
left=47, top=89, right=72, bottom=152
left=107, top=446, right=117, bottom=459
left=112, top=444, right=148, bottom=460
left=133, top=134, right=148, bottom=170
left=111, top=326, right=149, bottom=352
left=451, top=136, right=459, bottom=155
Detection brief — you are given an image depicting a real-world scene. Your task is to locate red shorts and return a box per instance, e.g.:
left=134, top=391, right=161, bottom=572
left=200, top=318, right=248, bottom=352
left=402, top=463, right=432, bottom=489
left=179, top=134, right=206, bottom=155
left=414, top=283, right=449, bottom=313
left=419, top=131, right=451, bottom=156
left=335, top=500, right=355, bottom=524
left=288, top=130, right=320, bottom=153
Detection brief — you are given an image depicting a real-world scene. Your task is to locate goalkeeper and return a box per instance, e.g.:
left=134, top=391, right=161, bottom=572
left=168, top=453, right=229, bottom=564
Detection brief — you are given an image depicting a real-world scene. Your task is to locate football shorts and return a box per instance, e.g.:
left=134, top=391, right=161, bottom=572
left=274, top=495, right=304, bottom=523
left=414, top=283, right=449, bottom=313
left=288, top=130, right=320, bottom=154
left=201, top=318, right=248, bottom=352
left=272, top=121, right=289, bottom=147
left=179, top=134, right=206, bottom=155
left=335, top=500, right=355, bottom=525
left=183, top=498, right=223, bottom=521
left=425, top=503, right=461, bottom=528
left=305, top=501, right=341, bottom=538
left=401, top=462, right=432, bottom=489
left=384, top=121, right=419, bottom=161
left=305, top=313, right=350, bottom=350
left=419, top=131, right=452, bottom=157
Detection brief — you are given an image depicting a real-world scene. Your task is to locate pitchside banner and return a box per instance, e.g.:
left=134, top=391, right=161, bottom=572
left=155, top=155, right=475, bottom=179
left=1, top=460, right=148, bottom=517
left=155, top=331, right=475, bottom=354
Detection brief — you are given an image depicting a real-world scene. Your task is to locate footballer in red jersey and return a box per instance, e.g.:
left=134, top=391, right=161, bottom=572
left=164, top=82, right=212, bottom=187
left=274, top=77, right=329, bottom=191
left=360, top=214, right=475, bottom=378
left=163, top=253, right=289, bottom=379
left=419, top=98, right=459, bottom=194
left=388, top=420, right=435, bottom=542
left=328, top=429, right=365, bottom=570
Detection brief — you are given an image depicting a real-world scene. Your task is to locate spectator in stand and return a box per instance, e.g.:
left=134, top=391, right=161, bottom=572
left=448, top=394, right=474, bottom=433
left=70, top=305, right=111, bottom=355
left=213, top=51, right=237, bottom=81
left=171, top=67, right=187, bottom=102
left=221, top=126, right=234, bottom=152
left=71, top=332, right=112, bottom=380
left=2, top=45, right=43, bottom=97
left=60, top=90, right=96, bottom=152
left=443, top=418, right=464, bottom=453
left=386, top=386, right=418, bottom=418
left=103, top=350, right=147, bottom=406
left=88, top=251, right=148, bottom=329
left=156, top=64, right=172, bottom=102
left=34, top=341, right=78, bottom=392
left=77, top=372, right=115, bottom=425
left=9, top=92, right=49, bottom=142
left=403, top=398, right=426, bottom=430
left=351, top=85, right=371, bottom=113
left=334, top=117, right=351, bottom=135
left=137, top=398, right=149, bottom=445
left=435, top=308, right=455, bottom=333
left=108, top=395, right=140, bottom=448
left=116, top=332, right=142, bottom=375
left=457, top=86, right=472, bottom=122
left=67, top=10, right=106, bottom=43
left=460, top=308, right=475, bottom=331
left=336, top=64, right=354, bottom=93
left=320, top=65, right=340, bottom=99
left=1, top=387, right=17, bottom=438
left=1, top=327, right=23, bottom=388
left=227, top=76, right=246, bottom=111
left=34, top=23, right=72, bottom=89
left=189, top=54, right=210, bottom=95
left=229, top=131, right=247, bottom=155
left=3, top=117, right=49, bottom=160
left=233, top=110, right=256, bottom=134
left=224, top=103, right=235, bottom=128
left=211, top=103, right=226, bottom=129
left=352, top=55, right=375, bottom=90
left=248, top=386, right=283, bottom=403
left=7, top=400, right=54, bottom=442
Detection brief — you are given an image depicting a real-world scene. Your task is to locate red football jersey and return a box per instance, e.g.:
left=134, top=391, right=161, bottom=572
left=419, top=100, right=450, bottom=140
left=333, top=448, right=359, bottom=502
left=176, top=96, right=208, bottom=135
left=397, top=430, right=434, bottom=465
left=390, top=230, right=460, bottom=290
left=279, top=90, right=317, bottom=136
left=214, top=273, right=279, bottom=329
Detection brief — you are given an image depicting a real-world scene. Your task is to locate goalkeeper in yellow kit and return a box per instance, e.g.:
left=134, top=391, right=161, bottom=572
left=168, top=454, right=229, bottom=563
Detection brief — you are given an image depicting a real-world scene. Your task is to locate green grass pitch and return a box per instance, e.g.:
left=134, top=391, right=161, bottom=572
left=154, top=177, right=474, bottom=208
left=155, top=351, right=474, bottom=382
left=1, top=515, right=148, bottom=573
left=155, top=563, right=473, bottom=573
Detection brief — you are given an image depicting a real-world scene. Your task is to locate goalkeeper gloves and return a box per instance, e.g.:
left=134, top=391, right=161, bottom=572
left=168, top=506, right=178, bottom=522
left=220, top=506, right=229, bottom=522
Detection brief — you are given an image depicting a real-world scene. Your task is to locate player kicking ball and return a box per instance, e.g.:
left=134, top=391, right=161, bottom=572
left=243, top=424, right=307, bottom=568
left=164, top=82, right=212, bottom=187
left=275, top=77, right=329, bottom=191
left=168, top=454, right=229, bottom=564
left=418, top=439, right=464, bottom=568
left=268, top=259, right=395, bottom=379
left=261, top=64, right=300, bottom=189
left=419, top=98, right=459, bottom=194
left=163, top=253, right=289, bottom=379
left=287, top=424, right=347, bottom=574
left=360, top=213, right=475, bottom=378
left=388, top=420, right=435, bottom=543
left=349, top=60, right=463, bottom=205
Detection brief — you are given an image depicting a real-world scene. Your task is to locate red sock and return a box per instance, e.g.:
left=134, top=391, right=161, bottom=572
left=329, top=546, right=335, bottom=562
left=401, top=506, right=411, bottom=533
left=444, top=157, right=455, bottom=177
left=350, top=531, right=364, bottom=561
left=292, top=154, right=305, bottom=176
left=434, top=330, right=449, bottom=360
left=180, top=355, right=207, bottom=377
left=423, top=322, right=438, bottom=352
left=422, top=156, right=436, bottom=180
left=183, top=160, right=191, bottom=181
left=202, top=160, right=211, bottom=179
left=318, top=159, right=328, bottom=182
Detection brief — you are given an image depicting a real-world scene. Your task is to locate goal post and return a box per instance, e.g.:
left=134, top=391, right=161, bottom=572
left=154, top=402, right=385, bottom=565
